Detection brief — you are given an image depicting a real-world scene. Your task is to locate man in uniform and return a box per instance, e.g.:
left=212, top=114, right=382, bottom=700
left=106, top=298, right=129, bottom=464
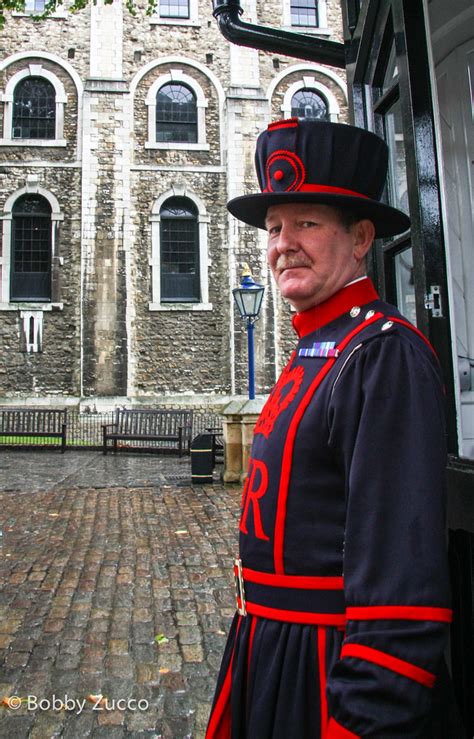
left=207, top=119, right=455, bottom=738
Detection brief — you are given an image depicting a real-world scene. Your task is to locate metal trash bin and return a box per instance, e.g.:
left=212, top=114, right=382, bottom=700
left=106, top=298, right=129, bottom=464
left=190, top=433, right=214, bottom=484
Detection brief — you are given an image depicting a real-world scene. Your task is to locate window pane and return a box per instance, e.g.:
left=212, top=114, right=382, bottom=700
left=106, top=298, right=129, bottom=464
left=383, top=42, right=398, bottom=93
left=11, top=195, right=52, bottom=301
left=394, top=247, right=416, bottom=325
left=159, top=0, right=189, bottom=18
left=384, top=99, right=409, bottom=215
left=291, top=89, right=328, bottom=120
left=13, top=77, right=55, bottom=140
left=156, top=83, right=197, bottom=143
left=291, top=0, right=318, bottom=27
left=160, top=197, right=200, bottom=301
left=25, top=0, right=46, bottom=10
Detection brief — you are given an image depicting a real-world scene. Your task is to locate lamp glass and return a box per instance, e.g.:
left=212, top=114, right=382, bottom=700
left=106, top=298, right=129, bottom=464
left=232, top=285, right=264, bottom=318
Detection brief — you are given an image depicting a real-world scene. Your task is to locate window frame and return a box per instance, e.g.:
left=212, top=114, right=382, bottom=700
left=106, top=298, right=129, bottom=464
left=149, top=188, right=211, bottom=311
left=281, top=76, right=341, bottom=121
left=0, top=182, right=64, bottom=309
left=11, top=194, right=53, bottom=302
left=150, top=0, right=198, bottom=26
left=159, top=0, right=190, bottom=20
left=145, top=70, right=209, bottom=150
left=0, top=64, right=67, bottom=146
left=12, top=76, right=56, bottom=141
left=155, top=82, right=198, bottom=145
left=283, top=0, right=329, bottom=33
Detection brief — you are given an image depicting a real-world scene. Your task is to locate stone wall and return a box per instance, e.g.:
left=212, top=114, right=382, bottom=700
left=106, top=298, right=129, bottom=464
left=0, top=0, right=348, bottom=407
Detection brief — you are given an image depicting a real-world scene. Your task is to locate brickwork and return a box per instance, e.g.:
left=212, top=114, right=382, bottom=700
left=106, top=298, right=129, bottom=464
left=0, top=0, right=347, bottom=406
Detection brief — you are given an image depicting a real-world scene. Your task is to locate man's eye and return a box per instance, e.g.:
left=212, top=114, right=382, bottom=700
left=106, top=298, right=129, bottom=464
left=301, top=221, right=317, bottom=228
left=268, top=226, right=280, bottom=236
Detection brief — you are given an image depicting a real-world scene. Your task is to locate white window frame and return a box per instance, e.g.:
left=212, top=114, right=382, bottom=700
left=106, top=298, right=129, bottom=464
left=0, top=178, right=64, bottom=310
left=149, top=186, right=211, bottom=311
left=283, top=0, right=330, bottom=34
left=282, top=77, right=340, bottom=122
left=145, top=69, right=209, bottom=151
left=0, top=64, right=67, bottom=146
left=150, top=0, right=198, bottom=26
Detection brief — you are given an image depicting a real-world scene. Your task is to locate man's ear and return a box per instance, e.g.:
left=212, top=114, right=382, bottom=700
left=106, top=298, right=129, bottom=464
left=352, top=219, right=375, bottom=261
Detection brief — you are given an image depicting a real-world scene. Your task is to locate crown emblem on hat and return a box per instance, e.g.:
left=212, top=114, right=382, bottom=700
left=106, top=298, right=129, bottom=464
left=265, top=149, right=306, bottom=193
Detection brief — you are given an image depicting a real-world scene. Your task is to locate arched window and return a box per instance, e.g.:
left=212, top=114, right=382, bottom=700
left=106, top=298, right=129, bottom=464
left=12, top=77, right=55, bottom=139
left=156, top=83, right=197, bottom=143
left=291, top=88, right=329, bottom=120
left=11, top=195, right=52, bottom=301
left=160, top=197, right=200, bottom=302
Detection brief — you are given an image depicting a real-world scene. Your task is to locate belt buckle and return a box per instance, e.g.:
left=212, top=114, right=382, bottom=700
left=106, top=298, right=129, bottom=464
left=234, top=558, right=247, bottom=616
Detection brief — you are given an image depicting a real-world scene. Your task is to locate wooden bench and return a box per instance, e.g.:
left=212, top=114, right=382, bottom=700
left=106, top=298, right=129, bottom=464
left=102, top=408, right=193, bottom=456
left=0, top=407, right=68, bottom=453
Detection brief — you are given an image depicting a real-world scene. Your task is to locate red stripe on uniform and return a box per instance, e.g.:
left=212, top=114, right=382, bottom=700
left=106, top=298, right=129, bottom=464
left=317, top=626, right=328, bottom=734
left=341, top=643, right=436, bottom=688
left=346, top=605, right=452, bottom=622
left=242, top=567, right=344, bottom=590
left=273, top=313, right=384, bottom=574
left=326, top=717, right=360, bottom=738
left=387, top=316, right=437, bottom=357
left=245, top=602, right=346, bottom=626
left=206, top=619, right=242, bottom=738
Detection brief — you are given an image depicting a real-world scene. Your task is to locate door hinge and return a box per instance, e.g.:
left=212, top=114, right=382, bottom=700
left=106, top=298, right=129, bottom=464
left=425, top=285, right=443, bottom=317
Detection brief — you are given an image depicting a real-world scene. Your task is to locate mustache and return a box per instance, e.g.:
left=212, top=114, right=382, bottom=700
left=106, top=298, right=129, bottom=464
left=275, top=255, right=312, bottom=271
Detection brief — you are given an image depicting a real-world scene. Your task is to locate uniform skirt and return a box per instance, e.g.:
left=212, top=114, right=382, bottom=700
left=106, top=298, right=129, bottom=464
left=206, top=614, right=466, bottom=739
left=206, top=613, right=345, bottom=739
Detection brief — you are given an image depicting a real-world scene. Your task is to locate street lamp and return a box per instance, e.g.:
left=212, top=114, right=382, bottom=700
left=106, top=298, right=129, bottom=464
left=232, top=264, right=265, bottom=400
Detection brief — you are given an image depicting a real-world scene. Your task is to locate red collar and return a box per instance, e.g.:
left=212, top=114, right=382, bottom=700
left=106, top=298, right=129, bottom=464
left=292, top=277, right=379, bottom=338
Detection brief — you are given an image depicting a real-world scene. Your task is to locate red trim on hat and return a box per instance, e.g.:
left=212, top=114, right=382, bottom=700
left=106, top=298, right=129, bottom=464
left=326, top=717, right=360, bottom=738
left=267, top=118, right=298, bottom=130
left=298, top=184, right=370, bottom=199
left=241, top=568, right=344, bottom=590
left=292, top=278, right=379, bottom=338
left=340, top=644, right=436, bottom=688
left=346, top=605, right=453, bottom=622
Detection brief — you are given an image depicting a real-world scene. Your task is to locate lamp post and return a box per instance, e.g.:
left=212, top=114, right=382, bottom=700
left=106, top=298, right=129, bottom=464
left=232, top=264, right=265, bottom=400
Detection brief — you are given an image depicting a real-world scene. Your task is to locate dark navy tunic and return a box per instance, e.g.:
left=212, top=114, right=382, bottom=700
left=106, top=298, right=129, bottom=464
left=207, top=278, right=453, bottom=739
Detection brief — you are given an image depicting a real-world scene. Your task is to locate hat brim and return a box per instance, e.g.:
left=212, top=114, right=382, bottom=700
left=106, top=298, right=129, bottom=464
left=227, top=192, right=410, bottom=238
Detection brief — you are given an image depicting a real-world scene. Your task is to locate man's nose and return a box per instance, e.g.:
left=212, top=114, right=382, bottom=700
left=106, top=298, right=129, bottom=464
left=275, top=224, right=298, bottom=253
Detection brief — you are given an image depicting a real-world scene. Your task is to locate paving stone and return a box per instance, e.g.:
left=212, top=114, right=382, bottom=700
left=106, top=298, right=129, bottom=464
left=0, top=451, right=240, bottom=737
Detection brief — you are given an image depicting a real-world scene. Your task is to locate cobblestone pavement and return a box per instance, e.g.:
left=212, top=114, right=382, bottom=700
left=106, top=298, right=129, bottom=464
left=0, top=451, right=241, bottom=738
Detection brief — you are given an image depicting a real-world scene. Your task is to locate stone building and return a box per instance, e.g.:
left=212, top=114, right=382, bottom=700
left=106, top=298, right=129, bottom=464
left=0, top=0, right=347, bottom=410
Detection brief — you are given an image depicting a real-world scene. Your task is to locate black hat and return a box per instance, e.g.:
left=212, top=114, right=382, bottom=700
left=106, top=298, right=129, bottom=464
left=227, top=118, right=410, bottom=238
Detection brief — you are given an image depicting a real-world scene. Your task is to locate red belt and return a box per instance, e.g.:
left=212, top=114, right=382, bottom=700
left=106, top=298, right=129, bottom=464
left=234, top=559, right=346, bottom=626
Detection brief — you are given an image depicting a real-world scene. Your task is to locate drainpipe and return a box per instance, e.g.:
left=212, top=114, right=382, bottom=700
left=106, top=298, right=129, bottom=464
left=212, top=0, right=345, bottom=68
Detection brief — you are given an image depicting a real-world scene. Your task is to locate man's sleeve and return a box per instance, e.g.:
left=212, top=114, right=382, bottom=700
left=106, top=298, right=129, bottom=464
left=325, top=330, right=452, bottom=738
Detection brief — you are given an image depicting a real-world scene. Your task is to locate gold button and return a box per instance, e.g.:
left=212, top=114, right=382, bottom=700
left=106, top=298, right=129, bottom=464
left=350, top=306, right=361, bottom=318
left=381, top=321, right=393, bottom=331
left=365, top=310, right=375, bottom=319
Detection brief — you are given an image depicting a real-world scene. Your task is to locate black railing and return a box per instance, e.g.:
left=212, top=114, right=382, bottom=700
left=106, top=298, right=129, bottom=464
left=0, top=408, right=223, bottom=453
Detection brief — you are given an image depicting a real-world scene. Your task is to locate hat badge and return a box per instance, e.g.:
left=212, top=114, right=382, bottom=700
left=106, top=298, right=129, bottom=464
left=265, top=149, right=306, bottom=193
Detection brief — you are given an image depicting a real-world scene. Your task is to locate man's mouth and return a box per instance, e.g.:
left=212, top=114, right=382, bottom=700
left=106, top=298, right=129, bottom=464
left=276, top=256, right=312, bottom=272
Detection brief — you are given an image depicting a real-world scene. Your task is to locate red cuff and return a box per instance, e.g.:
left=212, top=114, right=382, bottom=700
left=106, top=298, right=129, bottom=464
left=326, top=717, right=360, bottom=738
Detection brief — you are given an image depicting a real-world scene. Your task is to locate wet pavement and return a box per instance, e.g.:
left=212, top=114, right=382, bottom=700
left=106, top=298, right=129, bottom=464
left=0, top=450, right=241, bottom=738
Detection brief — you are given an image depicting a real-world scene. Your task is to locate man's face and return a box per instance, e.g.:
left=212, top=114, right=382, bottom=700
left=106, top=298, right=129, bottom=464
left=265, top=202, right=372, bottom=312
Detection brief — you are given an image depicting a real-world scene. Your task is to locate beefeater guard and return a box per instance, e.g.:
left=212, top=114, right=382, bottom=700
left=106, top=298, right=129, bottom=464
left=207, top=118, right=462, bottom=738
